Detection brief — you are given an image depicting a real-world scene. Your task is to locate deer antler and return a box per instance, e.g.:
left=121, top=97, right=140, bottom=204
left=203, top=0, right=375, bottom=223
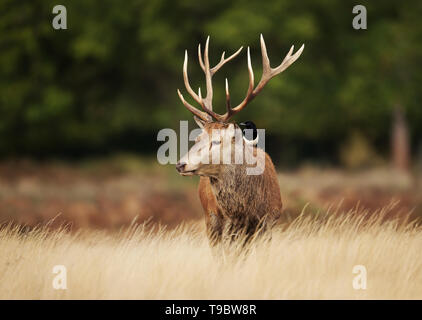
left=177, top=34, right=304, bottom=122
left=177, top=36, right=243, bottom=122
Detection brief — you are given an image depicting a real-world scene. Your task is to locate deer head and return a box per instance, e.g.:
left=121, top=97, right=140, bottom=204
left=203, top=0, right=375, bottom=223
left=176, top=35, right=304, bottom=177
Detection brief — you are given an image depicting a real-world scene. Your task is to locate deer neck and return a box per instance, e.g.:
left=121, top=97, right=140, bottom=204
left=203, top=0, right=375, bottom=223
left=209, top=164, right=251, bottom=213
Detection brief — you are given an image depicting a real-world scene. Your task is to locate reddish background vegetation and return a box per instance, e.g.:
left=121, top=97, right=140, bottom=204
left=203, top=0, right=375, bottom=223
left=0, top=158, right=421, bottom=231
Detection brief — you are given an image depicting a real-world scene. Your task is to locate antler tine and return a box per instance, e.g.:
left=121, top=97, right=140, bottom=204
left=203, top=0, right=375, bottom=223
left=198, top=87, right=214, bottom=116
left=199, top=79, right=226, bottom=121
left=222, top=47, right=255, bottom=120
left=198, top=37, right=243, bottom=113
left=183, top=50, right=202, bottom=106
left=253, top=34, right=304, bottom=95
left=273, top=43, right=304, bottom=74
left=202, top=36, right=213, bottom=111
left=198, top=44, right=243, bottom=76
left=211, top=46, right=243, bottom=75
left=219, top=34, right=304, bottom=121
left=225, top=78, right=231, bottom=115
left=259, top=34, right=271, bottom=74
left=177, top=89, right=212, bottom=122
left=198, top=44, right=205, bottom=71
left=179, top=37, right=242, bottom=122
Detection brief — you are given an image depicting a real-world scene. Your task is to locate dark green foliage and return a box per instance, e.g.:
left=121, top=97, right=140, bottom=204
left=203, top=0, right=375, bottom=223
left=0, top=0, right=421, bottom=164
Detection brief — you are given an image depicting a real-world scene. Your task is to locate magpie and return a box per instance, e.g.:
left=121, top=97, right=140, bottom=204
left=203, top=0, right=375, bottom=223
left=239, top=121, right=258, bottom=141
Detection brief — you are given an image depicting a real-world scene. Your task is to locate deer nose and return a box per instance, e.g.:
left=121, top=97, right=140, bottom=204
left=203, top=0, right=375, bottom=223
left=176, top=162, right=186, bottom=172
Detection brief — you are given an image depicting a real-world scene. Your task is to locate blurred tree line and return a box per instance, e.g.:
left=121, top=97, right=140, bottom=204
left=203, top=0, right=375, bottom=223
left=0, top=0, right=421, bottom=167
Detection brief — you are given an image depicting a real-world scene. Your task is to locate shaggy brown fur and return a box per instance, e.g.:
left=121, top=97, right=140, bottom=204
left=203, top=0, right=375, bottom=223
left=196, top=122, right=282, bottom=246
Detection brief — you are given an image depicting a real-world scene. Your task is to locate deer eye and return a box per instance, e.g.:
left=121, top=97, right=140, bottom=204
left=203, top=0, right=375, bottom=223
left=211, top=140, right=221, bottom=146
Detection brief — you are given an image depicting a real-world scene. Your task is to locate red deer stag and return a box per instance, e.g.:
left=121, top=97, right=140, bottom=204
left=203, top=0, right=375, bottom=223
left=176, top=35, right=304, bottom=245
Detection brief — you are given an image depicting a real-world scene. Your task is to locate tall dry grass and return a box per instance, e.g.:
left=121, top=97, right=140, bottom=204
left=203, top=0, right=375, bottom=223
left=0, top=205, right=421, bottom=299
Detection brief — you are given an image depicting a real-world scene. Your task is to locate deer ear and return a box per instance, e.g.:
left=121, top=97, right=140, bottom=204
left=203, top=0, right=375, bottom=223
left=194, top=116, right=206, bottom=129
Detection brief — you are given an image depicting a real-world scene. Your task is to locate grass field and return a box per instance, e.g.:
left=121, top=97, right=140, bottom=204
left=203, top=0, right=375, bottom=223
left=1, top=205, right=421, bottom=300
left=0, top=157, right=421, bottom=299
left=0, top=156, right=420, bottom=229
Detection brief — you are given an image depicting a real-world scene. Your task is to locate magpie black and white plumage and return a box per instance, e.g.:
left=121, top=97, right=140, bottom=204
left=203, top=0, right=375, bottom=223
left=239, top=121, right=258, bottom=141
